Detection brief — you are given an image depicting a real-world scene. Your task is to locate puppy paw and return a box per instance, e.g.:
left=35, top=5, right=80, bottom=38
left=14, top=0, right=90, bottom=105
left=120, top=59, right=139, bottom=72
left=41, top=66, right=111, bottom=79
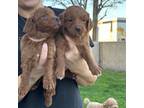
left=91, top=65, right=102, bottom=76
left=55, top=68, right=65, bottom=80
left=18, top=86, right=29, bottom=98
left=43, top=77, right=55, bottom=92
left=45, top=96, right=53, bottom=107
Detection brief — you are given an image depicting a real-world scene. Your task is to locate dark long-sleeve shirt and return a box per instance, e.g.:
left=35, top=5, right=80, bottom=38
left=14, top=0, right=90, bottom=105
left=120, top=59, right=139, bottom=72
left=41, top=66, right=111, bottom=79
left=18, top=7, right=83, bottom=108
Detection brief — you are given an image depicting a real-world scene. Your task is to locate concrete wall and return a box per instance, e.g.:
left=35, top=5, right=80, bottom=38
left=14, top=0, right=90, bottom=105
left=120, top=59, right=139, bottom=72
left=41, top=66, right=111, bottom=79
left=99, top=42, right=126, bottom=71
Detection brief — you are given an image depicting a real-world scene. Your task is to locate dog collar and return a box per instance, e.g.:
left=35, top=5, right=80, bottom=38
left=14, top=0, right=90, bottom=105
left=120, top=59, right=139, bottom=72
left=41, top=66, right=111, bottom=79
left=28, top=37, right=46, bottom=42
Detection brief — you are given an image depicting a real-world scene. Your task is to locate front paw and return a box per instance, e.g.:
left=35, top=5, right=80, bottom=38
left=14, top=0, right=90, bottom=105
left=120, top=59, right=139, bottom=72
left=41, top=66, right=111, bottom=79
left=45, top=97, right=52, bottom=107
left=55, top=67, right=65, bottom=80
left=18, top=85, right=29, bottom=99
left=43, top=77, right=55, bottom=92
left=91, top=65, right=102, bottom=76
left=44, top=93, right=53, bottom=107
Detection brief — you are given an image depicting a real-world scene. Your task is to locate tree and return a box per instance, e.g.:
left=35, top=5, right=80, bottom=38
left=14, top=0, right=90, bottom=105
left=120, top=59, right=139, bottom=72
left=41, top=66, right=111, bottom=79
left=46, top=0, right=125, bottom=41
left=93, top=0, right=125, bottom=41
left=48, top=0, right=89, bottom=9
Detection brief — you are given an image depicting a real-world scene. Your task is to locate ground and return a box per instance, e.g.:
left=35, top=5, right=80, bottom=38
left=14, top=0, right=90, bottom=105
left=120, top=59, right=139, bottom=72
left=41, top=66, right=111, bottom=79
left=79, top=69, right=126, bottom=108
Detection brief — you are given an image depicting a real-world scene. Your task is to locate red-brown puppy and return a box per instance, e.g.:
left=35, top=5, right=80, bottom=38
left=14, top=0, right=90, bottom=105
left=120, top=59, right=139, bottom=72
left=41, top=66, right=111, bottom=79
left=55, top=6, right=101, bottom=79
left=19, top=7, right=60, bottom=107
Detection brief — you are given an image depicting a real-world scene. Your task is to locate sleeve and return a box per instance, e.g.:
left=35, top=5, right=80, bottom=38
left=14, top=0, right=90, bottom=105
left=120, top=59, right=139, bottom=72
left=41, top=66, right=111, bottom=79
left=18, top=15, right=26, bottom=75
left=89, top=36, right=95, bottom=47
left=47, top=6, right=65, bottom=16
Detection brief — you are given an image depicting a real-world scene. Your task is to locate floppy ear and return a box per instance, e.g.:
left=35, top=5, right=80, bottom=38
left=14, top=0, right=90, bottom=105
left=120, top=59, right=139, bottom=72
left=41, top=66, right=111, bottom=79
left=23, top=17, right=36, bottom=33
left=59, top=11, right=65, bottom=25
left=87, top=15, right=93, bottom=31
left=103, top=101, right=108, bottom=108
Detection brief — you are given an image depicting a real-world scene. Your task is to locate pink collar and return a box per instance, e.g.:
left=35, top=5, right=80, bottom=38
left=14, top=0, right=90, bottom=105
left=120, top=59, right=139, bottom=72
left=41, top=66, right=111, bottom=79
left=28, top=37, right=46, bottom=42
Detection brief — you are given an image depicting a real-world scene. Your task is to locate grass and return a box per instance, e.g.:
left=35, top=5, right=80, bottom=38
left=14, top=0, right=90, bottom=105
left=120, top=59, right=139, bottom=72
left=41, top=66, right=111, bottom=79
left=79, top=69, right=126, bottom=108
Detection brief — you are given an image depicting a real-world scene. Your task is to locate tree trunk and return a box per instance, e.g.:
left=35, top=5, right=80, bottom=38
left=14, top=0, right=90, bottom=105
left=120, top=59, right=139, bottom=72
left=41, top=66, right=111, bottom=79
left=93, top=0, right=100, bottom=64
left=93, top=0, right=98, bottom=41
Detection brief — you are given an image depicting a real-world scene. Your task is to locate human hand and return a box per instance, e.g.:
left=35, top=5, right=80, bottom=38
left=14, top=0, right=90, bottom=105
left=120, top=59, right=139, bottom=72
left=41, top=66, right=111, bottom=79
left=76, top=74, right=97, bottom=86
left=65, top=36, right=81, bottom=62
left=64, top=36, right=100, bottom=86
left=64, top=36, right=83, bottom=74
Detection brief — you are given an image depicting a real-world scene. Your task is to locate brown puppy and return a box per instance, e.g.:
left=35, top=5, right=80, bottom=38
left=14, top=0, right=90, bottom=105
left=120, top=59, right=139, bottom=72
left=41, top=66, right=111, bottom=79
left=55, top=6, right=101, bottom=79
left=19, top=7, right=60, bottom=107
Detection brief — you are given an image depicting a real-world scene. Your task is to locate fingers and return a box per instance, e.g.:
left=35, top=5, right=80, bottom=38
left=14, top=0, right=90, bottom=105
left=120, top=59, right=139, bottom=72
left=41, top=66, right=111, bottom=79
left=39, top=43, right=48, bottom=66
left=64, top=35, right=75, bottom=50
left=64, top=35, right=80, bottom=62
left=65, top=35, right=79, bottom=54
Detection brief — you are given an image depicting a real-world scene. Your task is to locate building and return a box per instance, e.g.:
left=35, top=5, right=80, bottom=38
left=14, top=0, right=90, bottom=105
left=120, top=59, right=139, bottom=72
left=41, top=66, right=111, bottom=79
left=92, top=18, right=126, bottom=71
left=98, top=18, right=126, bottom=42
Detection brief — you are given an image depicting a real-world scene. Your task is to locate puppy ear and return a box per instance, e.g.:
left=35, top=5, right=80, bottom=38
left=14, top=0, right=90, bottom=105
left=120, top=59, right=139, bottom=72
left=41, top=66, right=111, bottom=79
left=23, top=17, right=36, bottom=33
left=59, top=11, right=65, bottom=24
left=103, top=99, right=109, bottom=107
left=87, top=15, right=93, bottom=31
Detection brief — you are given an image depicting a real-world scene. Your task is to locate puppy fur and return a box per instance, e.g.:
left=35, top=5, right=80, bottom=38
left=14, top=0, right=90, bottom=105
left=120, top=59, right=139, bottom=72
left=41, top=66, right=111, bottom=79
left=19, top=7, right=60, bottom=107
left=84, top=97, right=119, bottom=108
left=55, top=6, right=101, bottom=79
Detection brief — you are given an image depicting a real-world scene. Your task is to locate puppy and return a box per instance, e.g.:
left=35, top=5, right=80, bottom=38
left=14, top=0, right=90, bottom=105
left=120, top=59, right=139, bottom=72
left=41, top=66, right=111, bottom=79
left=84, top=97, right=119, bottom=108
left=55, top=6, right=101, bottom=79
left=18, top=7, right=60, bottom=107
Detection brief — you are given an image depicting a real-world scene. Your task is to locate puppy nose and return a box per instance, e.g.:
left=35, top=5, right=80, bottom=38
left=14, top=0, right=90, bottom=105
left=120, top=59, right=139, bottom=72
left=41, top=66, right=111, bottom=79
left=53, top=17, right=59, bottom=22
left=75, top=26, right=81, bottom=32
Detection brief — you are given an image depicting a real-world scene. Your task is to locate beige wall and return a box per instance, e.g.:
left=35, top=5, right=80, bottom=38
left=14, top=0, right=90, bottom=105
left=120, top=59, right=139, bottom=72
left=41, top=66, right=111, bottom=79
left=99, top=42, right=126, bottom=71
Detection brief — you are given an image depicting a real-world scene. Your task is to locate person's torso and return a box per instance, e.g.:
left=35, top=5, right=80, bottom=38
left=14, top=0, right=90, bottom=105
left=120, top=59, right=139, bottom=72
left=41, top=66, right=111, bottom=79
left=18, top=7, right=82, bottom=108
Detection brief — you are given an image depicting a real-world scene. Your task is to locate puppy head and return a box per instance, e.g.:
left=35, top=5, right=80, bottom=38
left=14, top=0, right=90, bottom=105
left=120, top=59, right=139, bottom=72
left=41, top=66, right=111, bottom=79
left=83, top=98, right=90, bottom=105
left=23, top=7, right=60, bottom=36
left=59, top=6, right=93, bottom=38
left=103, top=98, right=119, bottom=108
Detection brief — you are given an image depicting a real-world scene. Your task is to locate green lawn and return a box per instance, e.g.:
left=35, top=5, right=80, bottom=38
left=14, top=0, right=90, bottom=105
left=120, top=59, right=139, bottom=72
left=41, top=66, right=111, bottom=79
left=79, top=69, right=126, bottom=108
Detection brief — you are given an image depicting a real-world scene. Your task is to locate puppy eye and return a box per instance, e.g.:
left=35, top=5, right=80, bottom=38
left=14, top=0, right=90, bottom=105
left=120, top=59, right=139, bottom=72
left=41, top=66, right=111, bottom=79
left=41, top=15, right=48, bottom=20
left=82, top=19, right=87, bottom=22
left=67, top=18, right=73, bottom=22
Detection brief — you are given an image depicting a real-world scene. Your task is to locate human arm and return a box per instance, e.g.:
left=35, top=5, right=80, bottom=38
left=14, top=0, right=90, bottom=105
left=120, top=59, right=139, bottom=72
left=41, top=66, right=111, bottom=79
left=65, top=36, right=102, bottom=86
left=66, top=56, right=98, bottom=86
left=18, top=43, right=48, bottom=101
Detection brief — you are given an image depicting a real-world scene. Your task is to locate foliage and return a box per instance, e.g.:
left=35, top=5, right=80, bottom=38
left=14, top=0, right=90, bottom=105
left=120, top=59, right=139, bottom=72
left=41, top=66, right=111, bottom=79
left=45, top=0, right=125, bottom=40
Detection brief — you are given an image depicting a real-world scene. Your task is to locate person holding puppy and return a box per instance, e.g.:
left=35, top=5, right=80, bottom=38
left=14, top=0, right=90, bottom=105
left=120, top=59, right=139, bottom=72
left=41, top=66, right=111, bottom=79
left=18, top=0, right=100, bottom=108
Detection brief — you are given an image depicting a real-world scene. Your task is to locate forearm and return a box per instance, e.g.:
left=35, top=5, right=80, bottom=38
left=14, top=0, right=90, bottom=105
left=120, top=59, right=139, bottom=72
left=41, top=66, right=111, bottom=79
left=66, top=58, right=97, bottom=86
left=28, top=66, right=44, bottom=88
left=18, top=66, right=44, bottom=88
left=76, top=74, right=97, bottom=86
left=18, top=66, right=44, bottom=101
left=76, top=59, right=97, bottom=86
left=64, top=36, right=99, bottom=86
